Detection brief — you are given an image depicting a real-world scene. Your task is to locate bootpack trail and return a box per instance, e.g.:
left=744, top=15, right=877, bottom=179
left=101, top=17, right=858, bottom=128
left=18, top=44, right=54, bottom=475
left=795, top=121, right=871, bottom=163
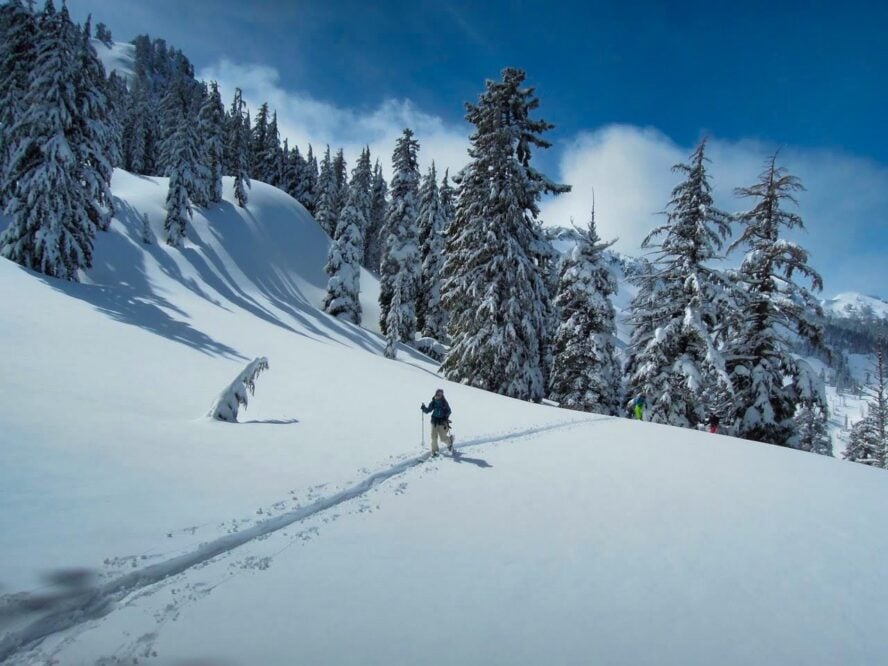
left=0, top=417, right=592, bottom=662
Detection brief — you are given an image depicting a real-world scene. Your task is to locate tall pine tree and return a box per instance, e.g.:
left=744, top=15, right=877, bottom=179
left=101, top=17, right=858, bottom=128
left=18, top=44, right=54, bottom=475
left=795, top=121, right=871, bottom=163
left=299, top=145, right=319, bottom=214
left=726, top=154, right=824, bottom=446
left=843, top=350, right=888, bottom=467
left=416, top=162, right=449, bottom=340
left=163, top=110, right=198, bottom=246
left=314, top=145, right=338, bottom=236
left=364, top=159, right=388, bottom=273
left=0, top=0, right=37, bottom=207
left=440, top=68, right=569, bottom=401
left=548, top=209, right=620, bottom=414
left=323, top=164, right=366, bottom=325
left=74, top=14, right=115, bottom=231
left=225, top=88, right=251, bottom=207
left=624, top=139, right=733, bottom=427
left=379, top=128, right=421, bottom=341
left=197, top=81, right=225, bottom=204
left=1, top=1, right=110, bottom=280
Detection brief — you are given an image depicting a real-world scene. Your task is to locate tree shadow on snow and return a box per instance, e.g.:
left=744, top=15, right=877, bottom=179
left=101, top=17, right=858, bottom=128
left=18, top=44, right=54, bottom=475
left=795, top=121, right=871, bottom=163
left=34, top=199, right=244, bottom=360
left=43, top=193, right=440, bottom=364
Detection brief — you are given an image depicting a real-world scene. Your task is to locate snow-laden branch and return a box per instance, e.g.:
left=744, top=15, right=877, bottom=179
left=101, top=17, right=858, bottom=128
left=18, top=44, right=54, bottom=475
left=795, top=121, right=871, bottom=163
left=207, top=357, right=269, bottom=422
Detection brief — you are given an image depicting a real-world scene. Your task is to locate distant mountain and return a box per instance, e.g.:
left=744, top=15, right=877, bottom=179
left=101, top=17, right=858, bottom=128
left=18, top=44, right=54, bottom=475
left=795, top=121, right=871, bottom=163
left=822, top=292, right=888, bottom=320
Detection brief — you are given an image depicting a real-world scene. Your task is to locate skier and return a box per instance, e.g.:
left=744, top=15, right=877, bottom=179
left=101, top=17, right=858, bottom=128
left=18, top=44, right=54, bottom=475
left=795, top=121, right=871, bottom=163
left=707, top=413, right=721, bottom=434
left=627, top=394, right=646, bottom=421
left=421, top=388, right=454, bottom=456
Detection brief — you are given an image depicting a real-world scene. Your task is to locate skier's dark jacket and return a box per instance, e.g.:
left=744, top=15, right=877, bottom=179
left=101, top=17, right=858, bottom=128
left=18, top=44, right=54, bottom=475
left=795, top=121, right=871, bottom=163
left=422, top=397, right=451, bottom=426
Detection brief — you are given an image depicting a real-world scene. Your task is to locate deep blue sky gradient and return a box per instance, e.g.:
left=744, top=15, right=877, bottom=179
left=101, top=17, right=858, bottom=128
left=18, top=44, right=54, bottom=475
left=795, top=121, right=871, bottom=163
left=65, top=0, right=888, bottom=295
left=72, top=0, right=888, bottom=162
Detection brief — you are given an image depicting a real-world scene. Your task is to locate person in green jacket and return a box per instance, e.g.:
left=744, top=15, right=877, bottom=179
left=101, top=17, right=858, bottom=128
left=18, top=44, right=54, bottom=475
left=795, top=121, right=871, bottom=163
left=627, top=394, right=646, bottom=420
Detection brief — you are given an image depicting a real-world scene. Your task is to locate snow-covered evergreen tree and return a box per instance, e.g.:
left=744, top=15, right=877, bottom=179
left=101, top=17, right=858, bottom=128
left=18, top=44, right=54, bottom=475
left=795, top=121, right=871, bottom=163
left=379, top=128, right=421, bottom=341
left=624, top=139, right=733, bottom=427
left=94, top=20, right=111, bottom=45
left=104, top=71, right=127, bottom=169
left=548, top=209, right=620, bottom=414
left=122, top=77, right=153, bottom=175
left=281, top=141, right=300, bottom=199
left=440, top=68, right=569, bottom=401
left=158, top=77, right=203, bottom=205
left=726, top=154, right=825, bottom=446
left=0, top=0, right=37, bottom=207
left=384, top=280, right=404, bottom=360
left=163, top=107, right=200, bottom=246
left=298, top=145, right=319, bottom=214
left=843, top=350, right=888, bottom=467
left=793, top=403, right=832, bottom=456
left=75, top=16, right=115, bottom=230
left=314, top=146, right=338, bottom=236
left=350, top=146, right=373, bottom=245
left=197, top=81, right=225, bottom=204
left=225, top=88, right=250, bottom=207
left=1, top=1, right=104, bottom=279
left=622, top=257, right=661, bottom=411
left=364, top=159, right=388, bottom=273
left=250, top=102, right=269, bottom=179
left=323, top=169, right=366, bottom=325
left=439, top=168, right=456, bottom=231
left=332, top=147, right=348, bottom=217
left=207, top=357, right=269, bottom=422
left=254, top=109, right=281, bottom=186
left=416, top=162, right=449, bottom=340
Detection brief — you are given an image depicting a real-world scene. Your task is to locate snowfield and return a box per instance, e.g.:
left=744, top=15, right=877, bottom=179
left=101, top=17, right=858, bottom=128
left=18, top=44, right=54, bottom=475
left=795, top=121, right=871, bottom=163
left=1, top=172, right=887, bottom=664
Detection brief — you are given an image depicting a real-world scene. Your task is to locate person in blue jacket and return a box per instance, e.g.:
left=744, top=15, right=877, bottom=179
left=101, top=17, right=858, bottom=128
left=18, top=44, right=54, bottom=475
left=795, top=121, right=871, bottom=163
left=421, top=388, right=454, bottom=456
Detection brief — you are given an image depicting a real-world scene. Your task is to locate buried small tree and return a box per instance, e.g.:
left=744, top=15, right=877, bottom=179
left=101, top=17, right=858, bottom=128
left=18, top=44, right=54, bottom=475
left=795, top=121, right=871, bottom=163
left=207, top=357, right=269, bottom=422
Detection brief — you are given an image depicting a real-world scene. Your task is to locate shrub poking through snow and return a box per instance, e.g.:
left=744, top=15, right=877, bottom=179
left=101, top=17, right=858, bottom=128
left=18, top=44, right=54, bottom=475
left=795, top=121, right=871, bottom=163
left=207, top=357, right=269, bottom=422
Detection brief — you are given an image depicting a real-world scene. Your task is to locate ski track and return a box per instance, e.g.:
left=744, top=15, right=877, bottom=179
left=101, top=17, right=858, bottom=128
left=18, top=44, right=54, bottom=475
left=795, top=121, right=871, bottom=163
left=0, top=417, right=595, bottom=661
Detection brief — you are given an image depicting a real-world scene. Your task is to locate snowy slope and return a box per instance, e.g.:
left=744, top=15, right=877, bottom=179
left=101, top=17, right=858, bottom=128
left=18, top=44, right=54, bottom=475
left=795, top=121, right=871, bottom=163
left=91, top=39, right=135, bottom=81
left=1, top=173, right=888, bottom=664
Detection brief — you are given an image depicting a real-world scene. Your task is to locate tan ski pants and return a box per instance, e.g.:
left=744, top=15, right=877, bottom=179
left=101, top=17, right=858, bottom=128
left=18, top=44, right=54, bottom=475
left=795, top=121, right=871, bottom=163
left=430, top=423, right=453, bottom=454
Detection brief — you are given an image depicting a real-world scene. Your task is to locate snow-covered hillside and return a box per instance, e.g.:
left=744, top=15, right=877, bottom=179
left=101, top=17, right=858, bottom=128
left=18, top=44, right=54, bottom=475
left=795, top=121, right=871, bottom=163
left=823, top=291, right=888, bottom=319
left=1, top=173, right=888, bottom=664
left=91, top=39, right=135, bottom=81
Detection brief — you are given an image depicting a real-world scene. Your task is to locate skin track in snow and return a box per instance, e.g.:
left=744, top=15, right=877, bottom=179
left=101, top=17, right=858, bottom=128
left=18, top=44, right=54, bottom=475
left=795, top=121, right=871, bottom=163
left=0, top=419, right=588, bottom=662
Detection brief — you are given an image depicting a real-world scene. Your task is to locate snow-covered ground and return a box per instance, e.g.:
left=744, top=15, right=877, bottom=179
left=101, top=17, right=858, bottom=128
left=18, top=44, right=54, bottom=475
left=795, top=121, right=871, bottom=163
left=1, top=172, right=888, bottom=664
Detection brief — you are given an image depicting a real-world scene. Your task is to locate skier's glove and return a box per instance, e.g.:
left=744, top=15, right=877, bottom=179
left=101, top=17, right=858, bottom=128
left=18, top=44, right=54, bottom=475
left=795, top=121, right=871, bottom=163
left=421, top=403, right=426, bottom=411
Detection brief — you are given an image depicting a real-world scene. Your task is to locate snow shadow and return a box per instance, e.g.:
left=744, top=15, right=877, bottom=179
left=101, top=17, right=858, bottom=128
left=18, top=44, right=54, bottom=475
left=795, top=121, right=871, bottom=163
left=44, top=250, right=244, bottom=362
left=111, top=194, right=403, bottom=358
left=451, top=452, right=492, bottom=468
left=240, top=418, right=300, bottom=425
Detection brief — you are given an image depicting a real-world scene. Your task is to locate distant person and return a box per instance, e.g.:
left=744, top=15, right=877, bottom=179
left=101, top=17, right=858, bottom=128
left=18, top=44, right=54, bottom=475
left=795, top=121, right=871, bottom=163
left=421, top=388, right=454, bottom=456
left=627, top=394, right=646, bottom=421
left=707, top=413, right=721, bottom=434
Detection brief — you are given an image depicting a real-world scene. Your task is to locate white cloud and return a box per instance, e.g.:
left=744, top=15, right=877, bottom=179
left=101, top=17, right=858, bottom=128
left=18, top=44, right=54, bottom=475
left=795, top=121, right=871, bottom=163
left=198, top=59, right=470, bottom=181
left=540, top=125, right=683, bottom=250
left=196, top=60, right=888, bottom=295
left=541, top=125, right=888, bottom=294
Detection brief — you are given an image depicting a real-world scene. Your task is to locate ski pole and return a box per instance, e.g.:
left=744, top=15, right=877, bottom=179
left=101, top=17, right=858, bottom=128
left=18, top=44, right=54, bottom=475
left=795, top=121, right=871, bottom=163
left=421, top=410, right=425, bottom=449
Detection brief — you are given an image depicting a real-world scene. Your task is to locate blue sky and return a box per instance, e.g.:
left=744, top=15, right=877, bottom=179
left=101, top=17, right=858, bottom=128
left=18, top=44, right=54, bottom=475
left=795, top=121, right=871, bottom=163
left=71, top=0, right=888, bottom=296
